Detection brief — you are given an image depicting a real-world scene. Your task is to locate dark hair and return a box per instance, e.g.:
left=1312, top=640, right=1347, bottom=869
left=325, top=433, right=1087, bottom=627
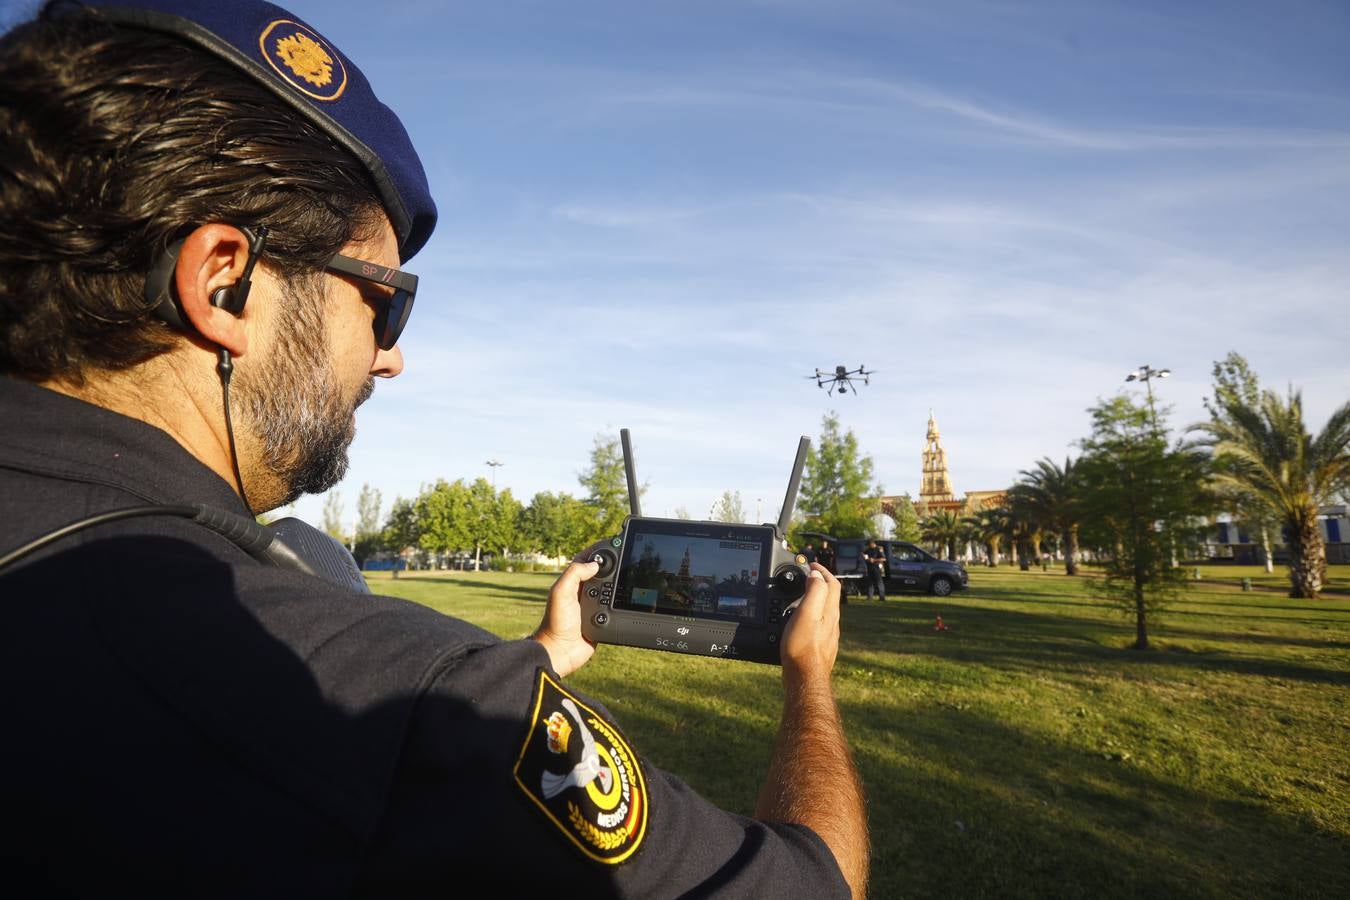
left=0, top=6, right=383, bottom=381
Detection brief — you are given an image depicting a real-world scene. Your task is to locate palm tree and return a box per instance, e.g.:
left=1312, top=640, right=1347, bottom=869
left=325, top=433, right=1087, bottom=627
left=920, top=509, right=964, bottom=560
left=1007, top=506, right=1037, bottom=571
left=1192, top=388, right=1350, bottom=599
left=973, top=503, right=1034, bottom=569
left=965, top=506, right=1007, bottom=567
left=1007, top=457, right=1083, bottom=575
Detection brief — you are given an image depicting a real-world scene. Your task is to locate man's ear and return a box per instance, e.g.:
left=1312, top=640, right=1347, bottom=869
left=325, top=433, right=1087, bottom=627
left=173, top=224, right=253, bottom=358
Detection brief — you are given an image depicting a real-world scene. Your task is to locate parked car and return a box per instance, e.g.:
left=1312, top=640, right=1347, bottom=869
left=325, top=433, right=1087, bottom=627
left=799, top=532, right=968, bottom=597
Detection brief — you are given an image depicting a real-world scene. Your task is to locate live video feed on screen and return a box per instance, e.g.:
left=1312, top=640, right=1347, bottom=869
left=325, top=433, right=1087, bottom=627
left=619, top=530, right=766, bottom=621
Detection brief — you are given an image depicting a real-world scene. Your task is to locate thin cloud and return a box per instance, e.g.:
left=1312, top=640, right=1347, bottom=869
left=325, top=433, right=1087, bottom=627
left=552, top=203, right=715, bottom=228
left=599, top=71, right=1350, bottom=152
left=827, top=75, right=1350, bottom=151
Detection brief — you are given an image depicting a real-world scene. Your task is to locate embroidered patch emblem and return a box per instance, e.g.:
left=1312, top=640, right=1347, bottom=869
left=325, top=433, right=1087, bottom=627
left=258, top=20, right=348, bottom=101
left=514, top=670, right=649, bottom=864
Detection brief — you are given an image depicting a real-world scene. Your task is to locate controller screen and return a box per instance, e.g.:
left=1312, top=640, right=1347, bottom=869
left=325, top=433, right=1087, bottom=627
left=618, top=529, right=766, bottom=621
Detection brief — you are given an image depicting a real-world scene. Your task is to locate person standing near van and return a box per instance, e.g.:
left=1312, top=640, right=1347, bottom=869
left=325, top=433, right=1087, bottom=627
left=863, top=540, right=887, bottom=601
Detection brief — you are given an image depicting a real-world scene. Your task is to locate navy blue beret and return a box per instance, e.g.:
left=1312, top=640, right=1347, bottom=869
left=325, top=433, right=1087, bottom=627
left=66, top=0, right=436, bottom=261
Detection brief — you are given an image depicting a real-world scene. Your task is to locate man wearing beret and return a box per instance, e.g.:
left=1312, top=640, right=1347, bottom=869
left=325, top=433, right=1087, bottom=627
left=0, top=2, right=867, bottom=896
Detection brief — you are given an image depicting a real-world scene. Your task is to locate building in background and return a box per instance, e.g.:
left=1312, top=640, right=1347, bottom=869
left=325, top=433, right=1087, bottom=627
left=877, top=412, right=1007, bottom=525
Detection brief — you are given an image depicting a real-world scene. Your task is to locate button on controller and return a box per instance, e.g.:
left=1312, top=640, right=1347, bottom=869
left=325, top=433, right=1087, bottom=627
left=772, top=564, right=808, bottom=601
left=590, top=549, right=617, bottom=580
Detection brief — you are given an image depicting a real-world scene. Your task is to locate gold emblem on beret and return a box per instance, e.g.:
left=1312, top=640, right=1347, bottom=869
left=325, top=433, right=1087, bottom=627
left=274, top=32, right=332, bottom=87
left=258, top=20, right=348, bottom=101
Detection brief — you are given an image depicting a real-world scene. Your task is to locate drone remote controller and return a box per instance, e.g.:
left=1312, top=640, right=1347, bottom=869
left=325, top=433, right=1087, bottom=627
left=578, top=430, right=812, bottom=666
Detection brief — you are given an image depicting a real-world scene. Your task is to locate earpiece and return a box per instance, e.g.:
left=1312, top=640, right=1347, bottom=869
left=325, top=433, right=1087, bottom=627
left=145, top=236, right=191, bottom=330
left=210, top=285, right=246, bottom=314
left=146, top=225, right=267, bottom=332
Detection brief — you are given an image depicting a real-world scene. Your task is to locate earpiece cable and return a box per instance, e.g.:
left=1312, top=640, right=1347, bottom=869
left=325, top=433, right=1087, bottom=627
left=217, top=349, right=252, bottom=514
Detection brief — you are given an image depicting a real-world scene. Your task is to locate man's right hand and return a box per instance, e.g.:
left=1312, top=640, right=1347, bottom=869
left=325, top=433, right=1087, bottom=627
left=779, top=563, right=841, bottom=683
left=758, top=562, right=868, bottom=898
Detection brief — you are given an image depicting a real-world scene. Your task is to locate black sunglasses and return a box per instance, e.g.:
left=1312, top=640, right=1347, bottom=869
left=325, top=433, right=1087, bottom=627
left=324, top=253, right=418, bottom=350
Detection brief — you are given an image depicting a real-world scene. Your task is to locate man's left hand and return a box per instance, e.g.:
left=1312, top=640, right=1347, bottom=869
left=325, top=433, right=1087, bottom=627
left=531, top=559, right=600, bottom=677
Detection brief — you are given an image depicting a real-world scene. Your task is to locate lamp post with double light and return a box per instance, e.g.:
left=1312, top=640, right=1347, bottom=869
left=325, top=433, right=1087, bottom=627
left=1125, top=364, right=1184, bottom=567
left=1125, top=364, right=1170, bottom=433
left=474, top=458, right=504, bottom=571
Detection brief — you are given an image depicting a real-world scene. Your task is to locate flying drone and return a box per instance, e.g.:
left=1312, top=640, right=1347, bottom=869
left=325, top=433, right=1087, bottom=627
left=807, top=364, right=874, bottom=395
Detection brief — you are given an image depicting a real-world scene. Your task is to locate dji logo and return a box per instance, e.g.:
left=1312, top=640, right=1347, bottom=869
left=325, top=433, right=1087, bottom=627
left=677, top=627, right=690, bottom=636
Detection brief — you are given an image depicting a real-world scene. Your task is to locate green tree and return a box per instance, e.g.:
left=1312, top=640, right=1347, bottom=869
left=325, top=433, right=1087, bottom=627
left=322, top=490, right=345, bottom=544
left=415, top=478, right=521, bottom=570
left=356, top=484, right=382, bottom=538
left=1192, top=358, right=1350, bottom=599
left=1201, top=352, right=1279, bottom=573
left=519, top=491, right=597, bottom=560
left=352, top=483, right=383, bottom=566
left=889, top=495, right=922, bottom=542
left=415, top=479, right=472, bottom=558
left=578, top=433, right=640, bottom=538
left=1078, top=396, right=1212, bottom=649
left=920, top=508, right=964, bottom=560
left=381, top=496, right=420, bottom=559
left=799, top=412, right=880, bottom=539
left=710, top=490, right=745, bottom=523
left=468, top=477, right=520, bottom=570
left=989, top=501, right=1038, bottom=570
left=1008, top=456, right=1083, bottom=575
left=965, top=505, right=1008, bottom=567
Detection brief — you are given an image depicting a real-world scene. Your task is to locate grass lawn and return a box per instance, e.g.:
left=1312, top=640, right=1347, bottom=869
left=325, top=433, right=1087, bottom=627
left=368, top=567, right=1350, bottom=899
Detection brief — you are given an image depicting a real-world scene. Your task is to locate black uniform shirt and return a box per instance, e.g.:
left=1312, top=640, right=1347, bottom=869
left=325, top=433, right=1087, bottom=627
left=864, top=544, right=885, bottom=573
left=0, top=377, right=847, bottom=898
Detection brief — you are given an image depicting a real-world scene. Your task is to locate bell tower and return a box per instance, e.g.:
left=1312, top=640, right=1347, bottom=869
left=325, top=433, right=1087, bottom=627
left=920, top=411, right=955, bottom=504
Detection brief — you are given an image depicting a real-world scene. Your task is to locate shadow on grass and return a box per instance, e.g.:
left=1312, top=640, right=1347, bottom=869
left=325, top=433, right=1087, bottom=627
left=841, top=603, right=1350, bottom=686
left=597, top=670, right=1347, bottom=900
left=1151, top=626, right=1348, bottom=651
left=1165, top=608, right=1350, bottom=626
left=388, top=575, right=548, bottom=602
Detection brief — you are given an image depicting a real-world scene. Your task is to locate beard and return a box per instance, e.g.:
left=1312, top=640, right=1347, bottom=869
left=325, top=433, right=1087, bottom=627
left=234, top=279, right=375, bottom=506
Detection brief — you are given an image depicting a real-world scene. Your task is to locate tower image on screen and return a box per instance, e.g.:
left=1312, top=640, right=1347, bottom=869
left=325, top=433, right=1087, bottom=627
left=625, top=534, right=760, bottom=619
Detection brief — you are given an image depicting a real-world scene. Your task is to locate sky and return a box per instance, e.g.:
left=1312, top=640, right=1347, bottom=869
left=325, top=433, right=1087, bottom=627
left=5, top=0, right=1348, bottom=533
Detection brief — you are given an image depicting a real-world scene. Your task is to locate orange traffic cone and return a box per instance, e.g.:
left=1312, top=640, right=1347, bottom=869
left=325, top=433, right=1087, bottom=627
left=934, top=615, right=948, bottom=631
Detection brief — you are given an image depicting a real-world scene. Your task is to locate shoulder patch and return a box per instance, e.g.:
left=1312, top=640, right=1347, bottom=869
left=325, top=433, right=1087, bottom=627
left=513, top=670, right=649, bottom=864
left=258, top=19, right=348, bottom=101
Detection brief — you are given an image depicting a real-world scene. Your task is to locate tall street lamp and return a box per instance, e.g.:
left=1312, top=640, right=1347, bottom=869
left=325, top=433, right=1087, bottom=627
left=475, top=459, right=504, bottom=572
left=1126, top=364, right=1177, bottom=567
left=1125, top=364, right=1170, bottom=432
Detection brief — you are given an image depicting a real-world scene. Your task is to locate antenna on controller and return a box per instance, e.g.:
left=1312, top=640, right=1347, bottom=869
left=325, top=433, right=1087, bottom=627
left=776, top=435, right=810, bottom=536
left=620, top=428, right=641, bottom=517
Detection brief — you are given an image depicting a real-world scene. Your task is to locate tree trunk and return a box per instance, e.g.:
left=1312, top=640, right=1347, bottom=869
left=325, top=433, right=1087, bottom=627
left=1017, top=539, right=1031, bottom=571
left=1063, top=527, right=1080, bottom=576
left=1260, top=526, right=1274, bottom=574
left=1133, top=582, right=1149, bottom=649
left=1287, top=510, right=1325, bottom=599
left=986, top=539, right=1000, bottom=567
